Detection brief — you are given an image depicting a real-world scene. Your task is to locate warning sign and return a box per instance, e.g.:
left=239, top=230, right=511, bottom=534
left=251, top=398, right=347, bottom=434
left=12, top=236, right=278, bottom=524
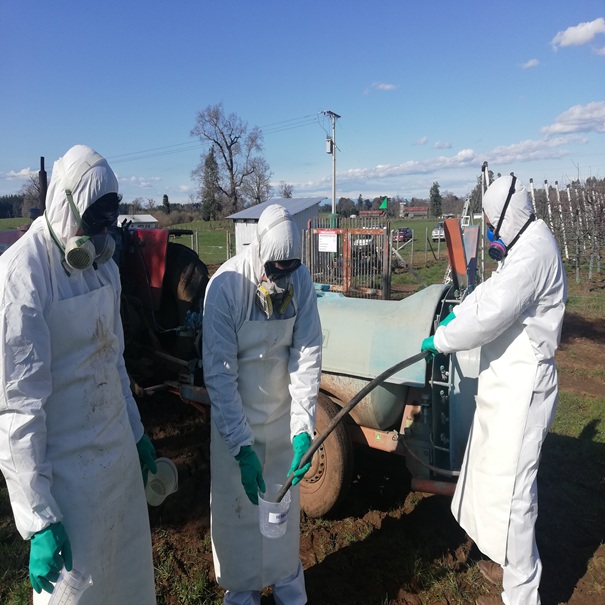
left=318, top=231, right=338, bottom=253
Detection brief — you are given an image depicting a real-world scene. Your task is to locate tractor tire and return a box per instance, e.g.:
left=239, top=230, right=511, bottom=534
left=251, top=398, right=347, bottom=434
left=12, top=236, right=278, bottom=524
left=300, top=392, right=354, bottom=518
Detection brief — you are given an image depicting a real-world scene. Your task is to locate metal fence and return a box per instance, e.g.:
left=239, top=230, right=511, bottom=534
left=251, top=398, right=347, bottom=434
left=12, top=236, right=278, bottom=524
left=306, top=216, right=391, bottom=299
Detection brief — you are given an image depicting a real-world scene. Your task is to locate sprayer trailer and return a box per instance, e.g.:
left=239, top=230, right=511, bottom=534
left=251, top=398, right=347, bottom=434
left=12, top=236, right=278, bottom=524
left=297, top=281, right=479, bottom=517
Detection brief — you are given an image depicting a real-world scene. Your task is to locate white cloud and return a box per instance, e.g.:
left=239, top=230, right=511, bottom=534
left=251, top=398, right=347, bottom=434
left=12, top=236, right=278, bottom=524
left=434, top=140, right=452, bottom=149
left=1, top=167, right=37, bottom=181
left=414, top=136, right=429, bottom=146
left=291, top=131, right=588, bottom=198
left=551, top=18, right=605, bottom=49
left=521, top=59, right=539, bottom=69
left=116, top=175, right=162, bottom=194
left=541, top=101, right=605, bottom=135
left=340, top=149, right=478, bottom=182
left=593, top=45, right=605, bottom=55
left=485, top=138, right=571, bottom=164
left=370, top=82, right=398, bottom=91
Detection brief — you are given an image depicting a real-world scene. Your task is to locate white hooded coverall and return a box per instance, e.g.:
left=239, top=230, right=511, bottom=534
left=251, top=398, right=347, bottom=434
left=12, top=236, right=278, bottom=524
left=0, top=145, right=156, bottom=604
left=202, top=204, right=322, bottom=605
left=433, top=175, right=567, bottom=605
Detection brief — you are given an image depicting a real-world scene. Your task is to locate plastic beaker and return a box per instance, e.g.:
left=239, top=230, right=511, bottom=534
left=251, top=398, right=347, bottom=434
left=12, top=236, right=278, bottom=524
left=48, top=568, right=92, bottom=605
left=145, top=457, right=179, bottom=506
left=258, top=483, right=291, bottom=539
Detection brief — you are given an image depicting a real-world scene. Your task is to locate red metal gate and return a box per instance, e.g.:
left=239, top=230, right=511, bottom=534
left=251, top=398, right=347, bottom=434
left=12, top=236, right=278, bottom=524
left=306, top=217, right=391, bottom=299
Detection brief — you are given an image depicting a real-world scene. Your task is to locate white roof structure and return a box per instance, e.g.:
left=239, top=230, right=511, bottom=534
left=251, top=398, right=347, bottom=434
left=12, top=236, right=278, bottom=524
left=228, top=198, right=325, bottom=256
left=118, top=214, right=159, bottom=228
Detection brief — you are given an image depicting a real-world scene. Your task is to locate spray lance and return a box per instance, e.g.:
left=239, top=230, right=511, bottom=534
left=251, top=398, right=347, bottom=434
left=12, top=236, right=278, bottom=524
left=275, top=349, right=430, bottom=503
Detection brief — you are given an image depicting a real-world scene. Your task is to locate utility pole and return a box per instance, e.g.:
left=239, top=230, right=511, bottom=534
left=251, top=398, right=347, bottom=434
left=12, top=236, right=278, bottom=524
left=323, top=110, right=341, bottom=215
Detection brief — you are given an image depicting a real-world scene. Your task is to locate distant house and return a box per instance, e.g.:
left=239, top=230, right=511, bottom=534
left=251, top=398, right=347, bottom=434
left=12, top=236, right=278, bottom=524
left=118, top=214, right=159, bottom=229
left=227, top=198, right=325, bottom=256
left=400, top=205, right=429, bottom=219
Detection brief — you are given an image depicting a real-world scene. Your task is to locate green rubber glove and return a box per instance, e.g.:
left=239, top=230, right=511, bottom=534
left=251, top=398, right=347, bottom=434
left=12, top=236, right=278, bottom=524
left=421, top=336, right=439, bottom=360
left=235, top=445, right=266, bottom=505
left=288, top=432, right=312, bottom=486
left=439, top=311, right=456, bottom=327
left=136, top=434, right=157, bottom=486
left=29, top=522, right=73, bottom=594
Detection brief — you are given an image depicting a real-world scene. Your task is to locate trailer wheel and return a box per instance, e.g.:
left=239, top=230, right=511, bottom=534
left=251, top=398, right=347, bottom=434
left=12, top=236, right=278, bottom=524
left=300, top=393, right=353, bottom=518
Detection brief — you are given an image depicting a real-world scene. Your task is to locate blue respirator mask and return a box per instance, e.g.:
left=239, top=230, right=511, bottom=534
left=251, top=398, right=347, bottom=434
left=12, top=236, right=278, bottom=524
left=487, top=176, right=535, bottom=261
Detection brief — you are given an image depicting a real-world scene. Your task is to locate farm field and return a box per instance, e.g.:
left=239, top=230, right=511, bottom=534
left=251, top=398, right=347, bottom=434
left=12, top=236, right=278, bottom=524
left=0, top=219, right=603, bottom=605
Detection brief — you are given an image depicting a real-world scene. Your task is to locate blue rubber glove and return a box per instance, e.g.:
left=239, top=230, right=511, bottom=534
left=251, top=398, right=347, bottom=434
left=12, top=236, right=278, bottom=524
left=288, top=432, right=312, bottom=486
left=29, top=522, right=73, bottom=594
left=421, top=336, right=439, bottom=360
left=439, top=311, right=456, bottom=327
left=235, top=445, right=266, bottom=505
left=136, top=434, right=157, bottom=486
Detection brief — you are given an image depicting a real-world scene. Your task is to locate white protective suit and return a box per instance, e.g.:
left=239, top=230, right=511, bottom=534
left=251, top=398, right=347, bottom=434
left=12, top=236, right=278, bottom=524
left=433, top=175, right=566, bottom=605
left=0, top=145, right=156, bottom=604
left=202, top=204, right=322, bottom=605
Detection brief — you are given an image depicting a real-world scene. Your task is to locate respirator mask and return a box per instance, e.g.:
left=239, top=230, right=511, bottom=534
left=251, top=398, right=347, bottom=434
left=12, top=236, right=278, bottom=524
left=64, top=231, right=116, bottom=270
left=63, top=192, right=119, bottom=270
left=255, top=259, right=300, bottom=319
left=486, top=176, right=535, bottom=261
left=47, top=191, right=120, bottom=273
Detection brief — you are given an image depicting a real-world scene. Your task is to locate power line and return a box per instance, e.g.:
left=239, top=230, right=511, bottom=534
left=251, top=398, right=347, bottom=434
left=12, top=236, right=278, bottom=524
left=106, top=113, right=322, bottom=165
left=108, top=143, right=203, bottom=165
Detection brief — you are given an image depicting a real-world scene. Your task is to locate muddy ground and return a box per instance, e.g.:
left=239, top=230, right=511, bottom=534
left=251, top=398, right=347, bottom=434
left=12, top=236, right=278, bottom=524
left=141, top=308, right=605, bottom=605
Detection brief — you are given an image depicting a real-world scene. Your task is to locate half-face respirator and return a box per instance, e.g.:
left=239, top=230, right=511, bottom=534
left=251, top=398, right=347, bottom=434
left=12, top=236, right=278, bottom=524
left=486, top=176, right=535, bottom=261
left=47, top=191, right=120, bottom=272
left=64, top=231, right=116, bottom=271
left=255, top=259, right=300, bottom=319
left=63, top=192, right=119, bottom=270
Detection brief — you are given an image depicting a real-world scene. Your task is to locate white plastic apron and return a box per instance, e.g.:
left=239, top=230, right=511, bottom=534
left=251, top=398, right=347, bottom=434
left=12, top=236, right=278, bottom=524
left=211, top=308, right=300, bottom=592
left=34, top=257, right=155, bottom=604
left=451, top=320, right=538, bottom=565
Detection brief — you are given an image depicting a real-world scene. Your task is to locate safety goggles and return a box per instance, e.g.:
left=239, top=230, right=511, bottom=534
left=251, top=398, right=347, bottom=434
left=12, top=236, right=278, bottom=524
left=81, top=192, right=120, bottom=235
left=264, top=259, right=301, bottom=280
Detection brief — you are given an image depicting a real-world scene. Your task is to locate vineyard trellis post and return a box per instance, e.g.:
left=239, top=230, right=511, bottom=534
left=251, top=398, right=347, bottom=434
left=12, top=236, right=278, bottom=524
left=554, top=181, right=569, bottom=261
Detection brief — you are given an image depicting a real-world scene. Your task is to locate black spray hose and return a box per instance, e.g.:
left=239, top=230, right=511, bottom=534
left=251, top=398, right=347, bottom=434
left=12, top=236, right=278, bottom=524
left=276, top=350, right=429, bottom=502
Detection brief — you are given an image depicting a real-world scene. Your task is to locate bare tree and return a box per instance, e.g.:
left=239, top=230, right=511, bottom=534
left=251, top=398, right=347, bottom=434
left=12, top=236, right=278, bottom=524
left=130, top=198, right=144, bottom=213
left=278, top=181, right=294, bottom=199
left=242, top=157, right=273, bottom=205
left=19, top=175, right=41, bottom=218
left=191, top=102, right=264, bottom=213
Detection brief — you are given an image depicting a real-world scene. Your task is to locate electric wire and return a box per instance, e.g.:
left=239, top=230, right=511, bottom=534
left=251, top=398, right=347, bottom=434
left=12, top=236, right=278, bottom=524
left=106, top=113, right=323, bottom=165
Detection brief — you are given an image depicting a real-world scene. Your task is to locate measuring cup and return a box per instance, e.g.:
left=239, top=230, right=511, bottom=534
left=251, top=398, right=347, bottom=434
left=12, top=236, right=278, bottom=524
left=145, top=457, right=179, bottom=506
left=258, top=483, right=291, bottom=539
left=48, top=568, right=93, bottom=605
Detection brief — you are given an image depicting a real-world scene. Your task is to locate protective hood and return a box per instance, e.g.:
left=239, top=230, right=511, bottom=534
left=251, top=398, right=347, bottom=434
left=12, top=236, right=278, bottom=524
left=483, top=175, right=533, bottom=246
left=45, top=145, right=119, bottom=247
left=256, top=204, right=301, bottom=266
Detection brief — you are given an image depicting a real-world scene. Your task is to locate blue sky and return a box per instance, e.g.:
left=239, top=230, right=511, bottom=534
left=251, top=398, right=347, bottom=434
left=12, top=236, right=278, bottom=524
left=1, top=1, right=604, bottom=206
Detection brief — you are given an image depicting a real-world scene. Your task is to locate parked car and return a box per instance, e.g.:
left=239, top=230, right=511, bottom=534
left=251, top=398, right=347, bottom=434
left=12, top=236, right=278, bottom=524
left=431, top=222, right=445, bottom=241
left=392, top=227, right=413, bottom=242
